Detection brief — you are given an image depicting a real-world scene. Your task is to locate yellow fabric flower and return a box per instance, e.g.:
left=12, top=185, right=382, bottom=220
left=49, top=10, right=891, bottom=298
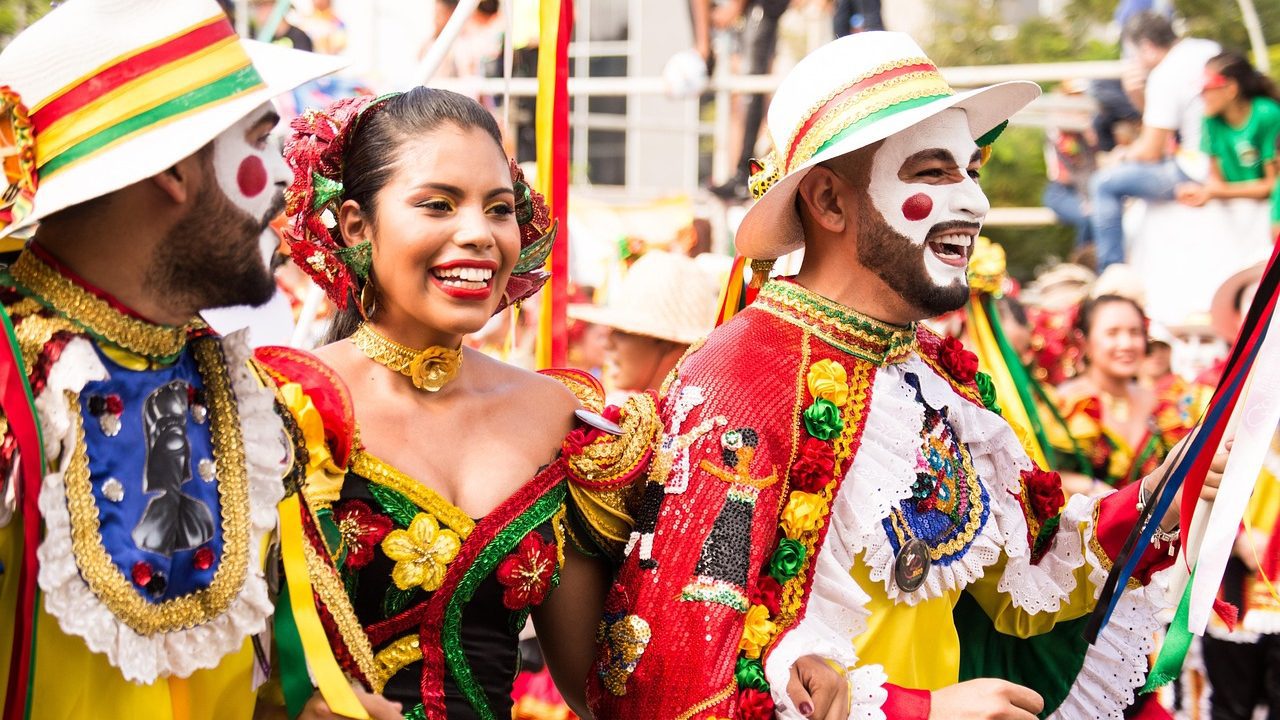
left=739, top=603, right=777, bottom=660
left=381, top=513, right=461, bottom=592
left=806, top=359, right=849, bottom=406
left=781, top=490, right=827, bottom=539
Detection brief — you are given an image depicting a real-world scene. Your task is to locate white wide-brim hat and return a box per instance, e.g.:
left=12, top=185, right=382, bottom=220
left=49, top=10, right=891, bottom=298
left=569, top=251, right=721, bottom=345
left=0, top=0, right=346, bottom=236
left=735, top=31, right=1041, bottom=260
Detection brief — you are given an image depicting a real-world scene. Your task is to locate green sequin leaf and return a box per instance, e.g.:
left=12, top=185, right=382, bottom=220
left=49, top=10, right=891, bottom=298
left=310, top=172, right=344, bottom=210
left=382, top=584, right=419, bottom=617
left=514, top=222, right=557, bottom=275
left=369, top=483, right=419, bottom=528
left=334, top=240, right=373, bottom=281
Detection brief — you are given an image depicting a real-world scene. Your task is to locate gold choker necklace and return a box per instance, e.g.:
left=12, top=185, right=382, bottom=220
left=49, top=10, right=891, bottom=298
left=350, top=323, right=463, bottom=392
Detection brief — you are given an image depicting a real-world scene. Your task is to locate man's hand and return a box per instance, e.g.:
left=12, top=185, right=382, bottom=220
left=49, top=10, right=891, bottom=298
left=930, top=679, right=1044, bottom=720
left=786, top=654, right=850, bottom=719
left=298, top=686, right=403, bottom=720
left=1144, top=436, right=1229, bottom=529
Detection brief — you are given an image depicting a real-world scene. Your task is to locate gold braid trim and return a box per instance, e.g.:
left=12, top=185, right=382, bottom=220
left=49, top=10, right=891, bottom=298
left=301, top=512, right=382, bottom=686
left=674, top=682, right=737, bottom=720
left=62, top=338, right=247, bottom=633
left=351, top=448, right=475, bottom=539
left=370, top=634, right=421, bottom=692
left=10, top=250, right=194, bottom=360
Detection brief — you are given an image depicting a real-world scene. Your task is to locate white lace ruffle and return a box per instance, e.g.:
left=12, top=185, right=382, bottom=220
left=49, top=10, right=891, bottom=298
left=765, top=499, right=888, bottom=720
left=849, top=358, right=1055, bottom=606
left=1048, top=498, right=1172, bottom=720
left=37, top=331, right=286, bottom=682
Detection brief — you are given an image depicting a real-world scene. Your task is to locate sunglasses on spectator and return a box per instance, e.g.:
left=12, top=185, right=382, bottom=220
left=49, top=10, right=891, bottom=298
left=1202, top=73, right=1231, bottom=92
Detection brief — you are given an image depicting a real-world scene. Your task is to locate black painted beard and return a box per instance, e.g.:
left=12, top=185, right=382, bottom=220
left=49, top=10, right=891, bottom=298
left=856, top=206, right=970, bottom=319
left=149, top=184, right=281, bottom=311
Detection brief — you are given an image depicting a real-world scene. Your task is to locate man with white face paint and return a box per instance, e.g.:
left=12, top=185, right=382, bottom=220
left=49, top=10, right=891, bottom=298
left=590, top=32, right=1226, bottom=720
left=0, top=3, right=407, bottom=720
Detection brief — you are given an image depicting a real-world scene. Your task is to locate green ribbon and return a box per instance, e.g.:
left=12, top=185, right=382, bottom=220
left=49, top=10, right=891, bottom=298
left=1143, top=570, right=1195, bottom=693
left=274, top=583, right=313, bottom=719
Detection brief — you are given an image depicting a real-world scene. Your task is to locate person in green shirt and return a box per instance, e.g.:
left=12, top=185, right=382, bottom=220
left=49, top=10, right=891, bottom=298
left=1175, top=51, right=1280, bottom=212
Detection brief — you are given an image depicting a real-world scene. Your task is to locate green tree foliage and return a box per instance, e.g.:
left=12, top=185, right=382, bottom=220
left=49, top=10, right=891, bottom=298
left=0, top=0, right=51, bottom=44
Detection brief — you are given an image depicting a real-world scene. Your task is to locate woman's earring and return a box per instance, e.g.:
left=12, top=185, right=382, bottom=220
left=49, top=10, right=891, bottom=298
left=359, top=278, right=376, bottom=321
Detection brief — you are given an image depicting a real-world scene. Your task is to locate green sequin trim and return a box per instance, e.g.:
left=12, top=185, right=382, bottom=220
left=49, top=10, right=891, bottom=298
left=442, top=483, right=568, bottom=719
left=382, top=584, right=419, bottom=618
left=680, top=582, right=750, bottom=612
left=335, top=241, right=373, bottom=281
left=403, top=703, right=426, bottom=720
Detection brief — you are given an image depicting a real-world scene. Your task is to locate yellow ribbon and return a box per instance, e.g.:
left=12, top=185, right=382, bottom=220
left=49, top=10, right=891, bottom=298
left=279, top=493, right=369, bottom=719
left=967, top=299, right=1049, bottom=469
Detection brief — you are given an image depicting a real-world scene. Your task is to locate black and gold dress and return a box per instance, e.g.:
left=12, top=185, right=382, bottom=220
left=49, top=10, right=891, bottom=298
left=256, top=356, right=658, bottom=720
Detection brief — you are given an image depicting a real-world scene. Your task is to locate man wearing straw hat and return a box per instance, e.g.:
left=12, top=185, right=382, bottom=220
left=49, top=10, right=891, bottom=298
left=590, top=31, right=1224, bottom=719
left=569, top=251, right=721, bottom=398
left=0, top=2, right=401, bottom=719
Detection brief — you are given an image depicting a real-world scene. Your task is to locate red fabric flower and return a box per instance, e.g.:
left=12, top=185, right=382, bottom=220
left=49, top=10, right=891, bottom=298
left=736, top=688, right=775, bottom=720
left=1021, top=468, right=1065, bottom=522
left=790, top=438, right=836, bottom=493
left=938, top=336, right=979, bottom=383
left=334, top=500, right=393, bottom=570
left=497, top=532, right=558, bottom=610
left=749, top=576, right=783, bottom=616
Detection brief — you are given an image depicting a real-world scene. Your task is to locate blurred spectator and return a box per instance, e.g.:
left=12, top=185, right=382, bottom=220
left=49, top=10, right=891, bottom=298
left=568, top=251, right=720, bottom=399
left=1088, top=79, right=1142, bottom=153
left=832, top=0, right=883, bottom=36
left=1088, top=12, right=1219, bottom=272
left=706, top=0, right=791, bottom=201
left=250, top=0, right=313, bottom=51
left=299, top=0, right=347, bottom=55
left=1043, top=80, right=1100, bottom=249
left=1175, top=52, right=1280, bottom=209
left=423, top=0, right=505, bottom=84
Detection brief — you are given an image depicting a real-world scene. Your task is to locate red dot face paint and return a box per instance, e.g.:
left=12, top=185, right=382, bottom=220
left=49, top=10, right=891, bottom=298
left=236, top=156, right=268, bottom=198
left=901, top=193, right=933, bottom=222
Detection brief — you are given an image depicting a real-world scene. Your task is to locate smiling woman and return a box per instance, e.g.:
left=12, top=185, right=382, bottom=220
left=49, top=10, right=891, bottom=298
left=255, top=88, right=659, bottom=720
left=1052, top=295, right=1193, bottom=494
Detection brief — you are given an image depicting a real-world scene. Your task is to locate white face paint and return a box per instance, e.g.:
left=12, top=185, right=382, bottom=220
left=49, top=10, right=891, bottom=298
left=211, top=102, right=290, bottom=224
left=866, top=108, right=991, bottom=287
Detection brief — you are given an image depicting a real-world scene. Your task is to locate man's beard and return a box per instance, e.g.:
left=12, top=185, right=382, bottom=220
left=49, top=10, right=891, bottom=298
left=148, top=183, right=283, bottom=312
left=856, top=204, right=970, bottom=319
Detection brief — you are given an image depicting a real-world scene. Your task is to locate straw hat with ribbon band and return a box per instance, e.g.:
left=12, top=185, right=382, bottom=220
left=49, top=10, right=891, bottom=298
left=733, top=31, right=1041, bottom=262
left=0, top=0, right=346, bottom=239
left=283, top=92, right=556, bottom=314
left=569, top=251, right=721, bottom=345
left=1210, top=261, right=1265, bottom=345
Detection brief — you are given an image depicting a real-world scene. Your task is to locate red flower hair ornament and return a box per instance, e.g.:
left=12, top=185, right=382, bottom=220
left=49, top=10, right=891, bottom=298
left=282, top=92, right=555, bottom=312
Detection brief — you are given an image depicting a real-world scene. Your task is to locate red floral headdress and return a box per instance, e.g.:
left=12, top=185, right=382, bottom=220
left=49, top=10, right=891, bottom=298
left=282, top=93, right=555, bottom=312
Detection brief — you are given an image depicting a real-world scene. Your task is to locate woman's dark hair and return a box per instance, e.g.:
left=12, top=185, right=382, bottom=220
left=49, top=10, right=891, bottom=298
left=1075, top=294, right=1147, bottom=340
left=326, top=87, right=505, bottom=343
left=1206, top=51, right=1280, bottom=103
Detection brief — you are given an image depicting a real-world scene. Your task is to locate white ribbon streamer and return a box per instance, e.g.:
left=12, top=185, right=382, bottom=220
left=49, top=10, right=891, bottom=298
left=1188, top=305, right=1280, bottom=633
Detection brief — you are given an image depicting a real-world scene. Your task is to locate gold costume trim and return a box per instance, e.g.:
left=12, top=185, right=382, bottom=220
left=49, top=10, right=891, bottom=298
left=9, top=250, right=195, bottom=361
left=371, top=634, right=422, bottom=693
left=62, top=338, right=247, bottom=633
left=351, top=448, right=476, bottom=539
left=301, top=520, right=382, bottom=687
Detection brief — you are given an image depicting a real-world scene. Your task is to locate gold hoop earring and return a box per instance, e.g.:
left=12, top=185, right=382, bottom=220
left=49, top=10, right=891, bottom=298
left=359, top=278, right=376, bottom=321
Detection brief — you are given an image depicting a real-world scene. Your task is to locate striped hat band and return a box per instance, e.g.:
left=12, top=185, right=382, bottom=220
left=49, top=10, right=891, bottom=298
left=30, top=14, right=265, bottom=179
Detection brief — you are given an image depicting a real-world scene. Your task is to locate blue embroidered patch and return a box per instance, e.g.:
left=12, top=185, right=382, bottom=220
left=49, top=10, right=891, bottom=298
left=78, top=346, right=224, bottom=603
left=883, top=373, right=989, bottom=567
